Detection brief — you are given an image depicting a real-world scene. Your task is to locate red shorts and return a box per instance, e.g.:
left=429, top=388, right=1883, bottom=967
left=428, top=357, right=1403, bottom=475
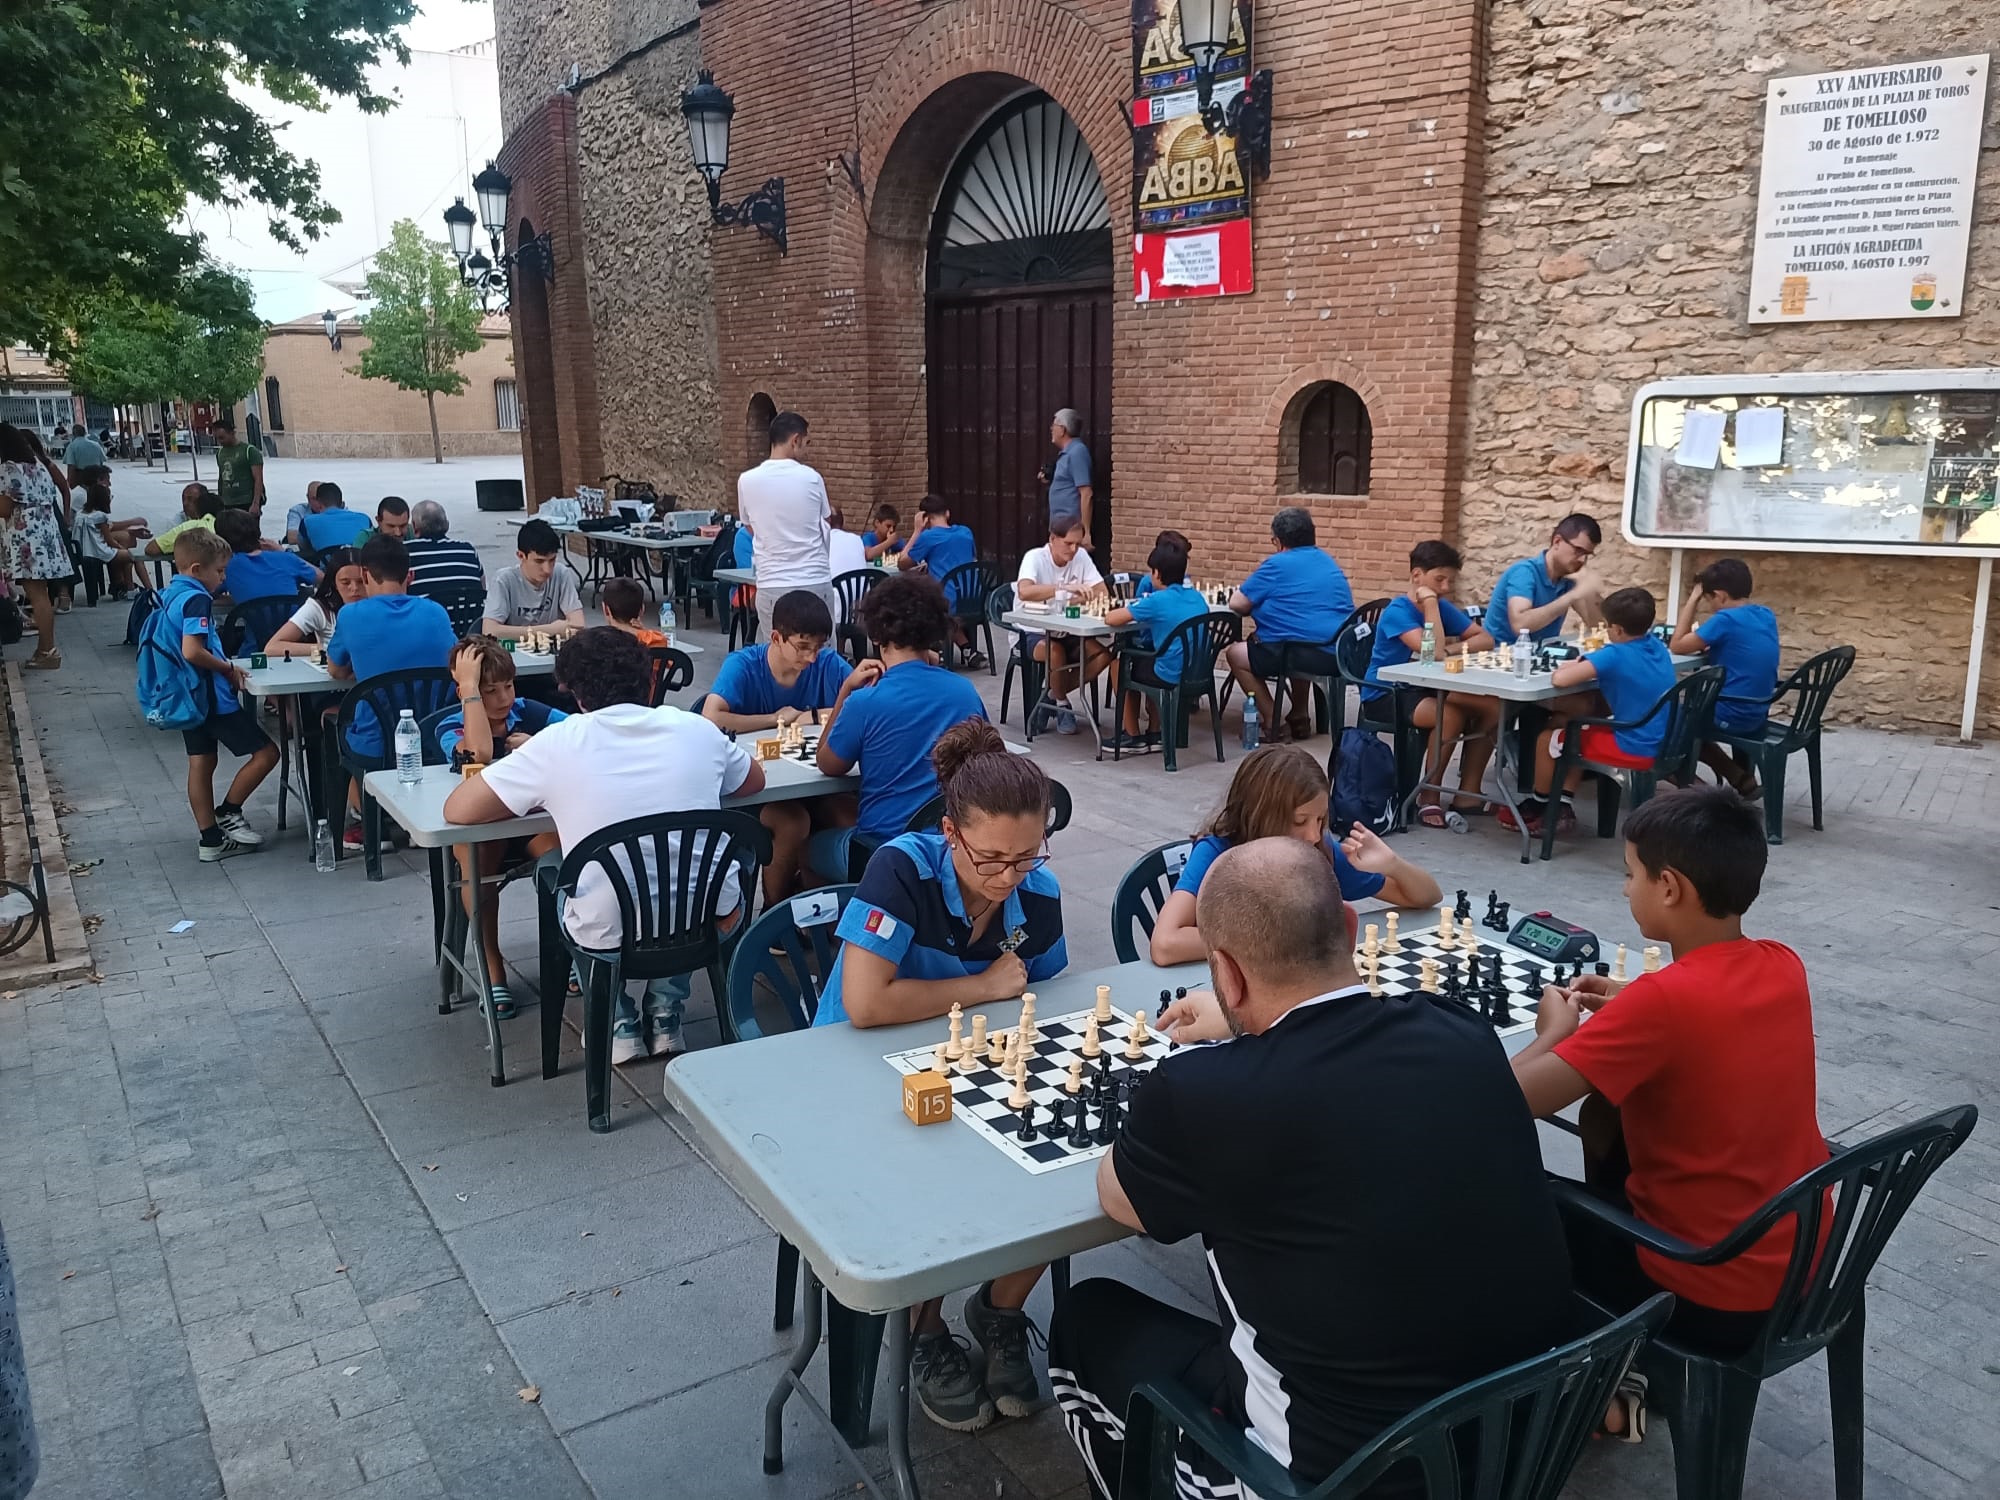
left=1574, top=723, right=1654, bottom=770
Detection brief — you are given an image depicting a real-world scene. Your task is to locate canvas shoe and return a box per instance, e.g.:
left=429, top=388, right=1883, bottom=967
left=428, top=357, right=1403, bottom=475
left=910, top=1330, right=994, bottom=1432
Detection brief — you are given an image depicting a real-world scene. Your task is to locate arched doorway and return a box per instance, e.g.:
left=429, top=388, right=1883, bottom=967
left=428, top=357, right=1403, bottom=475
left=926, top=93, right=1113, bottom=567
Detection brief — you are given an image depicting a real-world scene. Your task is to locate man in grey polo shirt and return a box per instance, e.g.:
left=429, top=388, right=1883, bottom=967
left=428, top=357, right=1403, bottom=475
left=1039, top=408, right=1094, bottom=535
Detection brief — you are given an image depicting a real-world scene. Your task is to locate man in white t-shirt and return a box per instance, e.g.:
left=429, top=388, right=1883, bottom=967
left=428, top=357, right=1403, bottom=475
left=444, top=627, right=767, bottom=1065
left=738, top=410, right=835, bottom=643
left=1014, top=517, right=1111, bottom=735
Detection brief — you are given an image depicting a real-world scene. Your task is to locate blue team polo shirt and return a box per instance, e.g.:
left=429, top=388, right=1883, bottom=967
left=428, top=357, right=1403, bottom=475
left=1047, top=441, right=1092, bottom=526
left=862, top=530, right=905, bottom=556
left=822, top=660, right=988, bottom=838
left=733, top=527, right=754, bottom=568
left=1240, top=546, right=1353, bottom=643
left=904, top=524, right=978, bottom=603
left=1588, top=635, right=1677, bottom=758
left=1124, top=582, right=1211, bottom=682
left=433, top=698, right=566, bottom=762
left=813, top=832, right=1067, bottom=1027
left=1175, top=833, right=1385, bottom=903
left=299, top=508, right=371, bottom=555
left=1695, top=604, right=1780, bottom=732
left=711, top=645, right=850, bottom=717
left=1482, top=554, right=1575, bottom=643
left=172, top=580, right=240, bottom=717
left=1364, top=594, right=1475, bottom=700
left=328, top=592, right=459, bottom=757
left=224, top=548, right=317, bottom=603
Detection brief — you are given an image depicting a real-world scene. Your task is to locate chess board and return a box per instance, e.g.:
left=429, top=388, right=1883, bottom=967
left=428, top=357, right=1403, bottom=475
left=756, top=727, right=822, bottom=761
left=1360, top=923, right=1549, bottom=1036
left=883, top=1005, right=1174, bottom=1174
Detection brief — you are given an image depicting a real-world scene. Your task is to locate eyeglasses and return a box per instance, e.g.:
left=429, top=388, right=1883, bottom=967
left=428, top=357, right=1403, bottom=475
left=1559, top=536, right=1598, bottom=559
left=959, top=841, right=1051, bottom=876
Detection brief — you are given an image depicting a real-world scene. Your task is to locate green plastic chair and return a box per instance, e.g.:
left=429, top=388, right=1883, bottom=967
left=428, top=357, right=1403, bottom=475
left=1710, top=645, right=1854, bottom=844
left=1108, top=840, right=1195, bottom=964
left=1112, top=611, right=1240, bottom=772
left=1553, top=1103, right=1976, bottom=1500
left=1119, top=1293, right=1673, bottom=1499
left=1539, top=667, right=1724, bottom=862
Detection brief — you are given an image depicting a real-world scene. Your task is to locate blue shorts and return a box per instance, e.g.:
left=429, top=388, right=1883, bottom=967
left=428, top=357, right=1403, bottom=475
left=807, top=825, right=879, bottom=882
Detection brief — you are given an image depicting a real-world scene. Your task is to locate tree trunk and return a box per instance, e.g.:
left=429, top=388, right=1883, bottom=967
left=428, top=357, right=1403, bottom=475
left=426, top=390, right=443, bottom=464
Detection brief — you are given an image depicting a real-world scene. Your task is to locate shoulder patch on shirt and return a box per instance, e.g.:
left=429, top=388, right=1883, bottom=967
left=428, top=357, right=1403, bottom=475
left=863, top=909, right=898, bottom=941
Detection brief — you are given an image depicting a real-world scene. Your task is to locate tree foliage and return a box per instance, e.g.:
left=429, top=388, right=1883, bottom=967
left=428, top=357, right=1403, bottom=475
left=0, top=0, right=415, bottom=347
left=355, top=220, right=483, bottom=462
left=55, top=268, right=265, bottom=413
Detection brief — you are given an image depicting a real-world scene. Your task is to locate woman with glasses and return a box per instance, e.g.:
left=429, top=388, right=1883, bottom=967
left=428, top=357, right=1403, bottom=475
left=812, top=716, right=1063, bottom=1435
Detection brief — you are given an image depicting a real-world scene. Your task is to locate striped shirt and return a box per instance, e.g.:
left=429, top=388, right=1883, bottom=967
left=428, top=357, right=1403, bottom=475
left=405, top=537, right=486, bottom=598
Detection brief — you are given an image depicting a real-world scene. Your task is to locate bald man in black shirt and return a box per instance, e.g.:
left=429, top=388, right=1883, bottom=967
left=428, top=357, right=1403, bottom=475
left=1047, top=838, right=1571, bottom=1499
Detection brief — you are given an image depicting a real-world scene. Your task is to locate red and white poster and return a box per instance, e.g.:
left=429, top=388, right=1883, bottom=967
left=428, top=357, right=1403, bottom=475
left=1130, top=0, right=1254, bottom=302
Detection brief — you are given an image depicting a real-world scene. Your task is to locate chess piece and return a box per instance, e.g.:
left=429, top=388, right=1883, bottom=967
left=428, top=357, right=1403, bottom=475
left=1068, top=1099, right=1094, bottom=1149
left=1095, top=984, right=1114, bottom=1023
left=1081, top=1015, right=1101, bottom=1058
left=1015, top=1102, right=1040, bottom=1142
left=1066, top=1058, right=1084, bottom=1095
left=1366, top=951, right=1382, bottom=997
left=944, top=1003, right=964, bottom=1060
left=1019, top=995, right=1038, bottom=1046
left=956, top=1043, right=982, bottom=1076
left=1124, top=1010, right=1148, bottom=1061
left=1614, top=944, right=1627, bottom=980
left=1455, top=889, right=1472, bottom=922
left=1438, top=904, right=1454, bottom=943
left=1384, top=912, right=1400, bottom=952
left=969, top=1014, right=988, bottom=1054
left=988, top=1031, right=1009, bottom=1067
left=1420, top=957, right=1438, bottom=992
left=1095, top=1094, right=1122, bottom=1147
left=1363, top=922, right=1379, bottom=958
left=1643, top=945, right=1663, bottom=973
left=1007, top=1057, right=1029, bottom=1110
left=932, top=1043, right=948, bottom=1074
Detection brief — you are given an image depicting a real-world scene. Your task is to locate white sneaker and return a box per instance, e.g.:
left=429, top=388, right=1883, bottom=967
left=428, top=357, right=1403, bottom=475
left=610, top=1034, right=647, bottom=1066
left=198, top=836, right=254, bottom=863
left=648, top=1027, right=685, bottom=1059
left=215, top=808, right=264, bottom=845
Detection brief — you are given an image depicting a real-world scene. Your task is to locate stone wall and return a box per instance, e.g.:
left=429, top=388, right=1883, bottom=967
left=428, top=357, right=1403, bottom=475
left=1470, top=2, right=2000, bottom=733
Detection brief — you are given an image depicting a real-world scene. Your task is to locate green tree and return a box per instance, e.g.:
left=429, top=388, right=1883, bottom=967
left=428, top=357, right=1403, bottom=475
left=0, top=0, right=414, bottom=348
left=355, top=220, right=482, bottom=464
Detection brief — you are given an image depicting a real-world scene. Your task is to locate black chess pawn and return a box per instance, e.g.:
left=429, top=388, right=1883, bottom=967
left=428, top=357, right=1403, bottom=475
left=1016, top=1101, right=1040, bottom=1141
left=1524, top=963, right=1543, bottom=995
left=1175, top=986, right=1187, bottom=1000
left=1595, top=961, right=1612, bottom=978
left=1046, top=1097, right=1067, bottom=1137
left=1068, top=1100, right=1094, bottom=1149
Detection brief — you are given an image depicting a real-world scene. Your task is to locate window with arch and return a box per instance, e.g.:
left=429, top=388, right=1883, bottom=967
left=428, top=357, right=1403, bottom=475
left=746, top=392, right=777, bottom=465
left=263, top=376, right=285, bottom=433
left=1285, top=382, right=1372, bottom=496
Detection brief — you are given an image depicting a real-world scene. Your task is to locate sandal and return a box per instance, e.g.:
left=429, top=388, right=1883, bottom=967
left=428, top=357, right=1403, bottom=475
left=24, top=649, right=60, bottom=670
left=1598, top=1369, right=1648, bottom=1443
left=1417, top=804, right=1450, bottom=829
left=485, top=985, right=518, bottom=1021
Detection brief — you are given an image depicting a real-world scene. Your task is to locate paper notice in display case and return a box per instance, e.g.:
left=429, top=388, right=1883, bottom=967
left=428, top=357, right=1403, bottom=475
left=1674, top=409, right=1727, bottom=469
left=1733, top=407, right=1787, bottom=467
left=1748, top=54, right=1989, bottom=323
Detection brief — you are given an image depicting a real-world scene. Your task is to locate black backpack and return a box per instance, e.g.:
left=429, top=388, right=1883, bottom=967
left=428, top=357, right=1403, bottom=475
left=123, top=585, right=161, bottom=647
left=1332, top=727, right=1399, bottom=837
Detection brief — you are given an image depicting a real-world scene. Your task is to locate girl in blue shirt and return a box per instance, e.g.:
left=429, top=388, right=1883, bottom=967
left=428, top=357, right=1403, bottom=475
left=1148, top=744, right=1442, bottom=966
left=819, top=717, right=1062, bottom=1432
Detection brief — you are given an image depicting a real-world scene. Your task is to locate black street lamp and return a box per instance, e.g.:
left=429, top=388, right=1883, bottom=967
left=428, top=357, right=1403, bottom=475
left=441, top=163, right=555, bottom=313
left=321, top=309, right=341, bottom=352
left=680, top=70, right=787, bottom=255
left=1174, top=0, right=1274, bottom=180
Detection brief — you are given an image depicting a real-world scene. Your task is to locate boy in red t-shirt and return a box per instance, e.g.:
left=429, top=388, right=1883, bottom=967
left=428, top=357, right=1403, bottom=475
left=1511, top=785, right=1828, bottom=1368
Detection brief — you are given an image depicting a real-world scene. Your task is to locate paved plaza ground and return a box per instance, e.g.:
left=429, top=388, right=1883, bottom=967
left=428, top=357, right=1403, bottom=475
left=2, top=457, right=1998, bottom=1499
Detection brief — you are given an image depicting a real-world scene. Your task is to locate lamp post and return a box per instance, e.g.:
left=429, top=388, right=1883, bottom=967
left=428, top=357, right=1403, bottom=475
left=321, top=309, right=341, bottom=352
left=1174, top=0, right=1274, bottom=180
left=440, top=165, right=555, bottom=313
left=680, top=70, right=788, bottom=255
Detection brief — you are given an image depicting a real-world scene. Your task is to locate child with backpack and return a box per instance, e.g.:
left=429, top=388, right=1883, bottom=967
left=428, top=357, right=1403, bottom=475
left=139, top=529, right=279, bottom=862
left=1145, top=744, right=1441, bottom=967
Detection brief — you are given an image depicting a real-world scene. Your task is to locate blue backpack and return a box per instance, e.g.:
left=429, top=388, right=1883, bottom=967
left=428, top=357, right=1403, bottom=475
left=123, top=585, right=159, bottom=647
left=1332, top=727, right=1399, bottom=837
left=135, top=579, right=211, bottom=731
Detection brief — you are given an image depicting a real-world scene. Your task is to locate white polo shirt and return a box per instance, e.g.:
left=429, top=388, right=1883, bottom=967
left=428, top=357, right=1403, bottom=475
left=477, top=703, right=755, bottom=950
left=738, top=458, right=832, bottom=591
left=1014, top=542, right=1103, bottom=611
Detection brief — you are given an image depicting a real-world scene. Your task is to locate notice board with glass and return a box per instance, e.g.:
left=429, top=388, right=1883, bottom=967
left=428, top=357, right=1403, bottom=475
left=1622, top=370, right=2000, bottom=557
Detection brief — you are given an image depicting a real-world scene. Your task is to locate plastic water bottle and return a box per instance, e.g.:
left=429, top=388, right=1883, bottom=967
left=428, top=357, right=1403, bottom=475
left=1419, top=620, right=1437, bottom=665
left=395, top=709, right=422, bottom=784
left=1241, top=695, right=1260, bottom=751
left=1514, top=628, right=1534, bottom=680
left=314, top=819, right=336, bottom=873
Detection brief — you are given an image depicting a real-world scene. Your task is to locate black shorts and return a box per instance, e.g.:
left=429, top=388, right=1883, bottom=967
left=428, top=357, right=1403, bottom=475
left=1124, top=655, right=1169, bottom=689
left=1247, top=640, right=1340, bottom=679
left=183, top=706, right=271, bottom=758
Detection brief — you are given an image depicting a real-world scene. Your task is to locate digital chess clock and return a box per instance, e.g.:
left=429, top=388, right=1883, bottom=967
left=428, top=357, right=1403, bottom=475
left=1506, top=911, right=1600, bottom=965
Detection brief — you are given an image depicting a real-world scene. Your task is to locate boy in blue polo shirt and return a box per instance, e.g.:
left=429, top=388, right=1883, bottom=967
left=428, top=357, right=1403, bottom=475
left=296, top=482, right=371, bottom=558
left=1504, top=587, right=1676, bottom=838
left=811, top=573, right=987, bottom=879
left=1365, top=540, right=1498, bottom=827
left=863, top=502, right=904, bottom=562
left=704, top=588, right=865, bottom=902
left=1223, top=507, right=1353, bottom=741
left=898, top=494, right=983, bottom=666
left=215, top=509, right=318, bottom=602
left=1482, top=513, right=1605, bottom=644
left=1104, top=538, right=1208, bottom=752
left=1671, top=558, right=1780, bottom=796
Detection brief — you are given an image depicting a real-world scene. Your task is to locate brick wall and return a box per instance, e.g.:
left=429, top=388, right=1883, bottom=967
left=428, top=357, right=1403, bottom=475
left=1470, top=3, right=2000, bottom=733
left=692, top=0, right=1486, bottom=591
left=259, top=324, right=521, bottom=459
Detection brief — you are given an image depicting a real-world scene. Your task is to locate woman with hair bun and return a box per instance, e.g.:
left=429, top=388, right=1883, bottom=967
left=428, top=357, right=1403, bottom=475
left=813, top=715, right=1063, bottom=1433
